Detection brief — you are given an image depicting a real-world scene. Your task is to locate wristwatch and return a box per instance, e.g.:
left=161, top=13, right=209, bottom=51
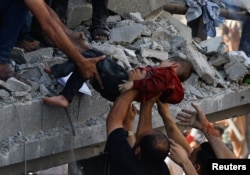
left=125, top=130, right=135, bottom=137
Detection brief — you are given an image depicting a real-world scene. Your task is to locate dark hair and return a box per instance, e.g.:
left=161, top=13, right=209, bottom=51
left=168, top=56, right=193, bottom=82
left=138, top=130, right=170, bottom=165
left=196, top=142, right=217, bottom=175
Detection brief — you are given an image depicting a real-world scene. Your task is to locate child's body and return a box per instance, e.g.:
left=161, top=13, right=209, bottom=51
left=42, top=49, right=193, bottom=107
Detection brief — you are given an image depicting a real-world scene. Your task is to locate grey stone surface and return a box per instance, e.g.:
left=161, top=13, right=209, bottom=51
left=140, top=49, right=169, bottom=61
left=186, top=44, right=216, bottom=84
left=110, top=23, right=149, bottom=44
left=67, top=0, right=92, bottom=28
left=108, top=0, right=170, bottom=18
left=199, top=37, right=223, bottom=54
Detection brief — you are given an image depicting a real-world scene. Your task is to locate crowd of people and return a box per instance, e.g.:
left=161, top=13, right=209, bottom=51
left=0, top=1, right=245, bottom=175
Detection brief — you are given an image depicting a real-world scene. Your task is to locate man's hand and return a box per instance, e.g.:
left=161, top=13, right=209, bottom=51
left=168, top=139, right=198, bottom=175
left=123, top=104, right=137, bottom=127
left=128, top=69, right=146, bottom=81
left=168, top=139, right=190, bottom=166
left=79, top=55, right=105, bottom=88
left=176, top=103, right=209, bottom=129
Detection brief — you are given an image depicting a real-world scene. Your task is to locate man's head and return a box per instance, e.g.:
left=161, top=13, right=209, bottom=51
left=190, top=142, right=217, bottom=175
left=134, top=130, right=170, bottom=165
left=160, top=56, right=193, bottom=82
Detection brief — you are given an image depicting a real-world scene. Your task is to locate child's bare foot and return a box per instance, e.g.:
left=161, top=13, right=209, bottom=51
left=69, top=32, right=91, bottom=53
left=42, top=95, right=69, bottom=108
left=44, top=67, right=52, bottom=74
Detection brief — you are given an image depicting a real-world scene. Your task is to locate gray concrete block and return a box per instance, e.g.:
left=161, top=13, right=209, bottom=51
left=186, top=44, right=216, bottom=85
left=110, top=23, right=148, bottom=44
left=67, top=0, right=92, bottom=28
left=140, top=49, right=168, bottom=61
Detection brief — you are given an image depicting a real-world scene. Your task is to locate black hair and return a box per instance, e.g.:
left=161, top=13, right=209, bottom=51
left=196, top=142, right=217, bottom=175
left=138, top=130, right=170, bottom=165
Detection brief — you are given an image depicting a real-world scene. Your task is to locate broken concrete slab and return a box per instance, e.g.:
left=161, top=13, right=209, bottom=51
left=186, top=44, right=216, bottom=85
left=149, top=11, right=192, bottom=44
left=108, top=0, right=169, bottom=18
left=67, top=0, right=92, bottom=28
left=24, top=48, right=54, bottom=63
left=199, top=36, right=223, bottom=54
left=110, top=23, right=150, bottom=44
left=225, top=61, right=249, bottom=83
left=140, top=49, right=168, bottom=61
left=0, top=78, right=31, bottom=94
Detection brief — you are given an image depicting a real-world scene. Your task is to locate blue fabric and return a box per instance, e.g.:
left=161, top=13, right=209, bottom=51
left=0, top=0, right=28, bottom=64
left=185, top=0, right=225, bottom=37
left=18, top=12, right=33, bottom=41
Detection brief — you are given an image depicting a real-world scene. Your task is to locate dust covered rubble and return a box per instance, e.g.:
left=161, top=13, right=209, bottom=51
left=1, top=10, right=250, bottom=106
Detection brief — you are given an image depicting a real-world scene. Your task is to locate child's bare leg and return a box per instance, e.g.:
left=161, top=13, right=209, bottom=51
left=42, top=95, right=69, bottom=108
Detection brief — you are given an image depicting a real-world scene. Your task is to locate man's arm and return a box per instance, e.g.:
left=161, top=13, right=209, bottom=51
left=106, top=90, right=138, bottom=136
left=24, top=0, right=104, bottom=85
left=123, top=104, right=137, bottom=147
left=157, top=101, right=192, bottom=155
left=136, top=93, right=162, bottom=139
left=176, top=103, right=236, bottom=159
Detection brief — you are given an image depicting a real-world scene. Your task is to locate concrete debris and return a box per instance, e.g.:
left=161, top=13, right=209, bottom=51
left=1, top=10, right=250, bottom=106
left=128, top=12, right=145, bottom=23
left=199, top=36, right=223, bottom=54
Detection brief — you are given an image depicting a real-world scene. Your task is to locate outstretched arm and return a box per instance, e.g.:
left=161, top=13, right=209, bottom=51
left=176, top=103, right=236, bottom=159
left=106, top=90, right=138, bottom=136
left=24, top=0, right=104, bottom=86
left=136, top=93, right=162, bottom=139
left=157, top=101, right=192, bottom=155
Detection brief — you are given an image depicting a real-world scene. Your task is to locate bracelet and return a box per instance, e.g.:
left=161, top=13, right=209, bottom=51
left=125, top=131, right=135, bottom=137
left=201, top=123, right=219, bottom=137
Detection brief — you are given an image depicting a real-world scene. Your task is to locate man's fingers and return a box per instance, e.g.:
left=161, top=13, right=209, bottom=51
left=176, top=112, right=191, bottom=119
left=181, top=108, right=195, bottom=115
left=96, top=55, right=106, bottom=62
left=176, top=115, right=190, bottom=123
left=191, top=103, right=201, bottom=113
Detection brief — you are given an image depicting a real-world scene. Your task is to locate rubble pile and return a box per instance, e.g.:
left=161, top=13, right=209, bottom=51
left=1, top=10, right=250, bottom=107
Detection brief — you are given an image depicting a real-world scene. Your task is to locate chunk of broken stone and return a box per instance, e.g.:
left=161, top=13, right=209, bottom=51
left=199, top=37, right=222, bottom=54
left=0, top=77, right=31, bottom=97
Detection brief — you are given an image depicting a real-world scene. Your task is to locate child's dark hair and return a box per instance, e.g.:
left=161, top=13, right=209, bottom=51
left=169, top=56, right=193, bottom=82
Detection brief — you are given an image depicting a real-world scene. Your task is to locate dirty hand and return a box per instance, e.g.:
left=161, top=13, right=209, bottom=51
left=128, top=69, right=147, bottom=81
left=168, top=138, right=190, bottom=166
left=175, top=103, right=209, bottom=129
left=79, top=55, right=105, bottom=88
left=123, top=103, right=137, bottom=126
left=118, top=80, right=133, bottom=93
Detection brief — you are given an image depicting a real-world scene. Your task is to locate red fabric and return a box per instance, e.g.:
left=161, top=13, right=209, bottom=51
left=186, top=134, right=194, bottom=144
left=133, top=66, right=184, bottom=104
